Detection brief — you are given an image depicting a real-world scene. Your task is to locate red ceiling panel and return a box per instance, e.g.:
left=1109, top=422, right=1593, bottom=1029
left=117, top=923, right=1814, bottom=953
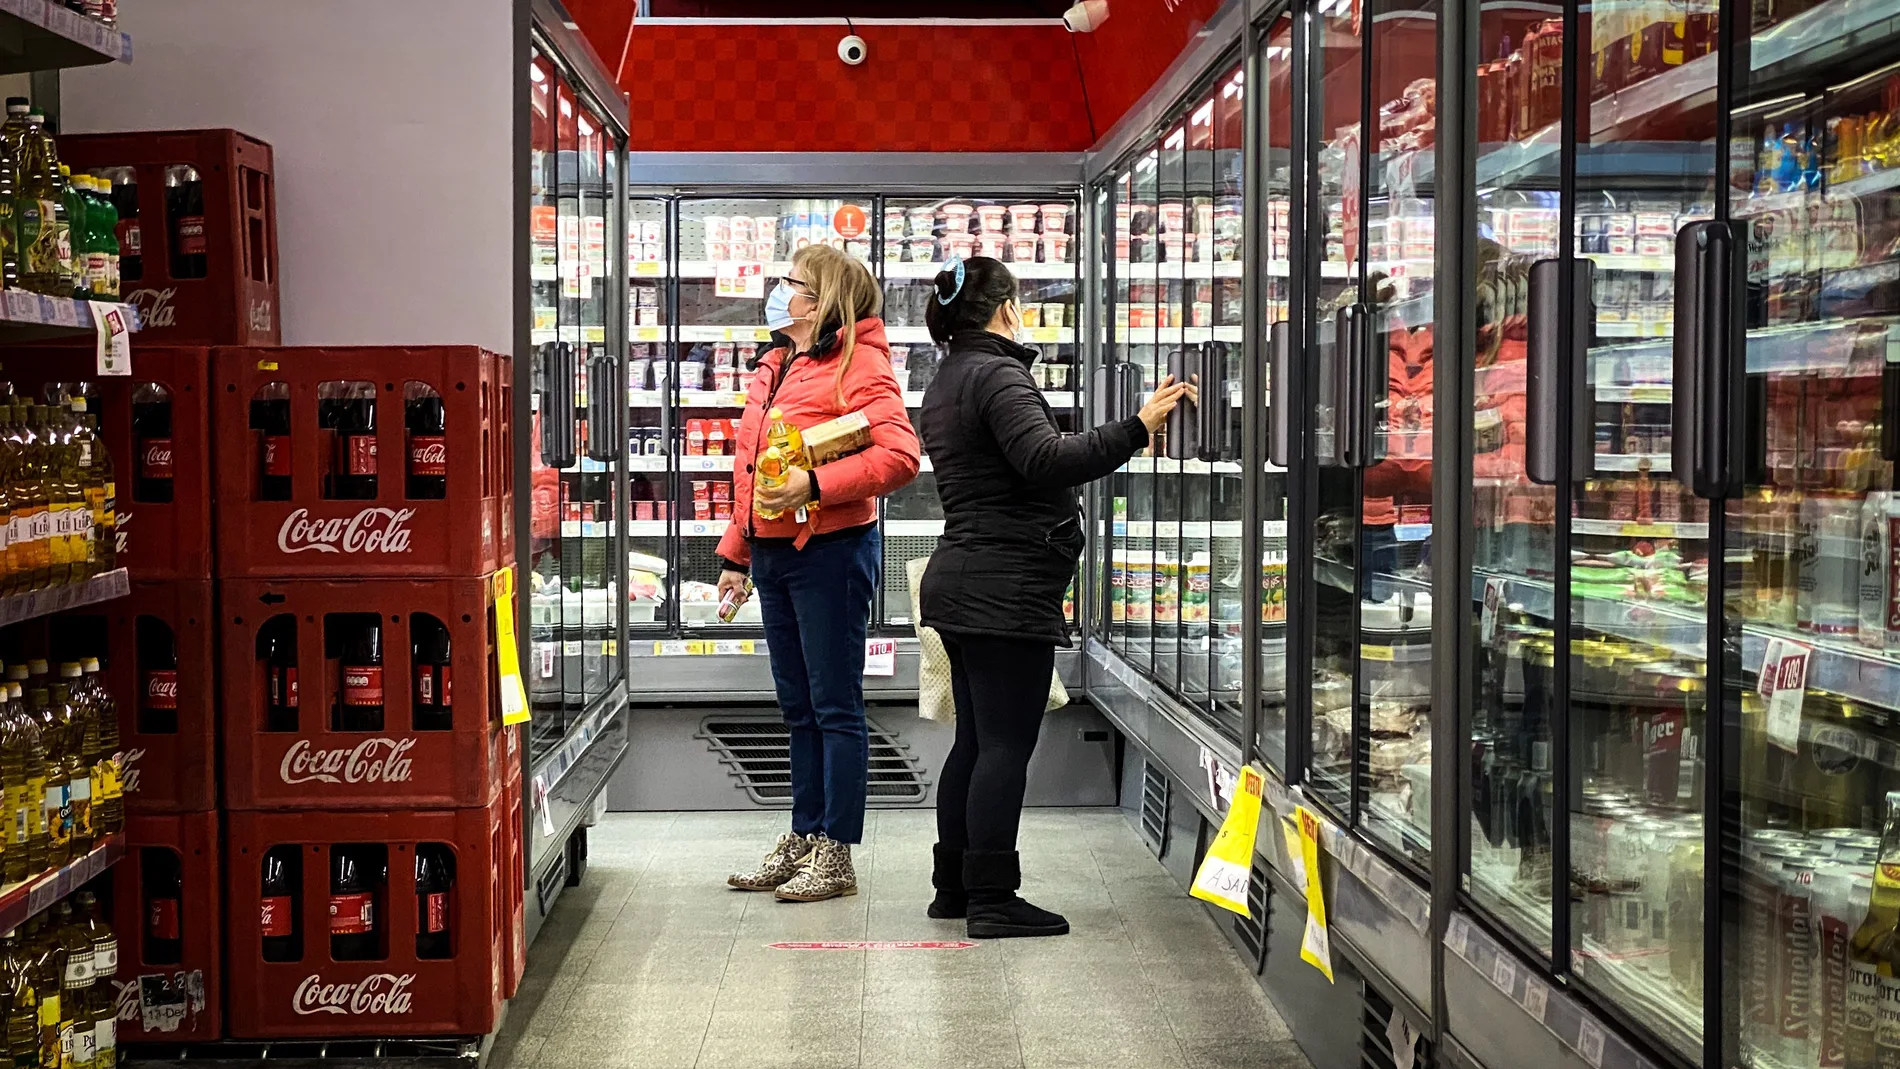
left=1070, top=0, right=1227, bottom=135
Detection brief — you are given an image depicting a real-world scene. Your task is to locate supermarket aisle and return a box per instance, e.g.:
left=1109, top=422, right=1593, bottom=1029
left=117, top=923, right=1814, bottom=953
left=489, top=809, right=1307, bottom=1069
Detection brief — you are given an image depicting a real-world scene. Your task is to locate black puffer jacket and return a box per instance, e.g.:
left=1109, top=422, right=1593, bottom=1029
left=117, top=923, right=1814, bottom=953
left=917, top=331, right=1150, bottom=645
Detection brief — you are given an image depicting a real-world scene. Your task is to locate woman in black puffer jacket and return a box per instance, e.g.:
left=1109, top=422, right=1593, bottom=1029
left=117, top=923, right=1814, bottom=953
left=916, top=256, right=1190, bottom=938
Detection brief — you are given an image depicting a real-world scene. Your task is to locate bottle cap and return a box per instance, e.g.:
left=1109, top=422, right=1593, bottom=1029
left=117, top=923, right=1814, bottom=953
left=58, top=164, right=68, bottom=176
left=4, top=665, right=24, bottom=682
left=81, top=658, right=100, bottom=673
left=6, top=683, right=19, bottom=699
left=59, top=662, right=81, bottom=679
left=27, top=659, right=47, bottom=675
left=4, top=97, right=25, bottom=111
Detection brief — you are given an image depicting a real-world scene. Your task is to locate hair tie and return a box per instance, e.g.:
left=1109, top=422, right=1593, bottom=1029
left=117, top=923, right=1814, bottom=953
left=936, top=257, right=965, bottom=305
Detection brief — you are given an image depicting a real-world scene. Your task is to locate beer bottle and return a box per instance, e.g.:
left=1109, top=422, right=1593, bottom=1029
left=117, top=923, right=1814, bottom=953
left=29, top=689, right=65, bottom=869
left=140, top=849, right=181, bottom=966
left=1848, top=791, right=1900, bottom=1065
left=2, top=928, right=38, bottom=1069
left=73, top=895, right=111, bottom=1069
left=259, top=846, right=299, bottom=962
left=335, top=618, right=384, bottom=732
left=414, top=844, right=453, bottom=960
left=53, top=903, right=91, bottom=1069
left=328, top=847, right=377, bottom=961
left=80, top=661, right=118, bottom=836
left=411, top=617, right=450, bottom=732
left=57, top=167, right=84, bottom=302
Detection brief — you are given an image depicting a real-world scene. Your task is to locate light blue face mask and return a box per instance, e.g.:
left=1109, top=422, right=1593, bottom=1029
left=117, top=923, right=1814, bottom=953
left=764, top=280, right=799, bottom=330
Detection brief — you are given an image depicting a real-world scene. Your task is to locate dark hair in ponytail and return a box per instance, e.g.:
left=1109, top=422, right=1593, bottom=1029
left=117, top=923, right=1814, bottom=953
left=923, top=255, right=1018, bottom=346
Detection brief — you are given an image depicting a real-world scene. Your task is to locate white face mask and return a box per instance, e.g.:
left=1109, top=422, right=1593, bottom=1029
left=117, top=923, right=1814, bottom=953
left=1010, top=302, right=1033, bottom=345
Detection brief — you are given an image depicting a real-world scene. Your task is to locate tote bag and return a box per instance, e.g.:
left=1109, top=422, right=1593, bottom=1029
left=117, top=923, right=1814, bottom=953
left=906, top=555, right=1068, bottom=723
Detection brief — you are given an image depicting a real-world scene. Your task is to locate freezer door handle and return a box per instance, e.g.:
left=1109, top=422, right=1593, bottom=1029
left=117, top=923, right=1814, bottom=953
left=1525, top=257, right=1596, bottom=485
left=540, top=341, right=578, bottom=471
left=1673, top=221, right=1738, bottom=498
left=1338, top=303, right=1375, bottom=469
left=1268, top=320, right=1292, bottom=468
left=1198, top=343, right=1226, bottom=462
left=584, top=352, right=622, bottom=463
left=1164, top=347, right=1205, bottom=462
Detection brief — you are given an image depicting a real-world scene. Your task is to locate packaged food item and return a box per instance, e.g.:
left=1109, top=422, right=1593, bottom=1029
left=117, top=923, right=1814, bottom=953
left=908, top=239, right=936, bottom=263
left=802, top=411, right=872, bottom=467
left=977, top=233, right=1006, bottom=259
left=685, top=420, right=706, bottom=456
left=755, top=445, right=790, bottom=520
left=1019, top=304, right=1042, bottom=328
left=1039, top=203, right=1070, bottom=233
left=941, top=203, right=974, bottom=232
left=1012, top=237, right=1039, bottom=263
left=703, top=215, right=730, bottom=242
left=1042, top=303, right=1066, bottom=328
left=1009, top=204, right=1040, bottom=232
left=977, top=205, right=1008, bottom=232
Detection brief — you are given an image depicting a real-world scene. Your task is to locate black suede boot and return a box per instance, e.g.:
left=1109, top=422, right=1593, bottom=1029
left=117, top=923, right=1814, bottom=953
left=927, top=843, right=966, bottom=919
left=964, top=850, right=1068, bottom=938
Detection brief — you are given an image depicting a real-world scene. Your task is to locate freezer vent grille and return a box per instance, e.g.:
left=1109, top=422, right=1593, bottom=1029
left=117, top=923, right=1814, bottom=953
left=699, top=716, right=928, bottom=806
left=1231, top=863, right=1270, bottom=965
left=1359, top=982, right=1430, bottom=1069
left=1139, top=761, right=1170, bottom=857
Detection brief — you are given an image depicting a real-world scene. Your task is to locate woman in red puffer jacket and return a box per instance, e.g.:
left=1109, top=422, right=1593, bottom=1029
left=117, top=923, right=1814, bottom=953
left=718, top=244, right=920, bottom=903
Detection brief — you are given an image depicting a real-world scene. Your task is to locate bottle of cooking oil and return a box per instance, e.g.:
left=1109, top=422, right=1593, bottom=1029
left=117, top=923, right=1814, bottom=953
left=29, top=689, right=64, bottom=870
left=78, top=663, right=115, bottom=838
left=0, top=405, right=22, bottom=597
left=52, top=676, right=88, bottom=856
left=10, top=406, right=44, bottom=593
left=53, top=902, right=91, bottom=1069
left=0, top=408, right=13, bottom=596
left=23, top=917, right=58, bottom=1069
left=2, top=928, right=39, bottom=1069
left=43, top=409, right=78, bottom=588
left=0, top=676, right=26, bottom=885
left=765, top=407, right=815, bottom=516
left=12, top=681, right=42, bottom=882
left=73, top=895, right=110, bottom=1069
left=68, top=397, right=109, bottom=576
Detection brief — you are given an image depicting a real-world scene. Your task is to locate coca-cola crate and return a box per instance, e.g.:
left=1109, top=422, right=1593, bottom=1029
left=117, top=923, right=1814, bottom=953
left=211, top=346, right=514, bottom=580
left=218, top=576, right=505, bottom=811
left=111, top=811, right=222, bottom=1043
left=5, top=346, right=214, bottom=580
left=57, top=130, right=279, bottom=347
left=224, top=805, right=506, bottom=1038
left=57, top=579, right=217, bottom=812
left=500, top=772, right=525, bottom=1000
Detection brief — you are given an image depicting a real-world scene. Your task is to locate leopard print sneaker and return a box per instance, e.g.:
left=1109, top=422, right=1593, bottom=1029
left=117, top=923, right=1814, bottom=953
left=774, top=835, right=857, bottom=902
left=727, top=832, right=814, bottom=891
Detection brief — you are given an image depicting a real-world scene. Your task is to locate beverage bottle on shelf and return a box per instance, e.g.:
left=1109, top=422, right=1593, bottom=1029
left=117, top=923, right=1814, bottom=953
left=164, top=165, right=206, bottom=280
left=335, top=618, right=385, bottom=732
left=70, top=397, right=111, bottom=575
left=30, top=689, right=66, bottom=869
left=129, top=385, right=173, bottom=504
left=8, top=676, right=43, bottom=882
left=329, top=385, right=378, bottom=500
left=136, top=618, right=178, bottom=735
left=52, top=678, right=90, bottom=855
left=99, top=168, right=136, bottom=285
left=260, top=846, right=299, bottom=962
left=74, top=894, right=112, bottom=1069
left=2, top=929, right=38, bottom=1069
left=411, top=616, right=451, bottom=732
left=82, top=177, right=117, bottom=300
left=252, top=382, right=292, bottom=500
left=46, top=408, right=82, bottom=586
left=1848, top=791, right=1900, bottom=1065
left=405, top=393, right=447, bottom=500
left=328, top=847, right=377, bottom=961
left=263, top=617, right=298, bottom=732
left=59, top=166, right=85, bottom=301
left=0, top=115, right=18, bottom=292
left=0, top=407, right=15, bottom=595
left=13, top=405, right=48, bottom=591
left=1860, top=491, right=1900, bottom=651
left=14, top=111, right=67, bottom=298
left=141, top=849, right=182, bottom=965
left=54, top=901, right=93, bottom=1069
left=24, top=917, right=58, bottom=1069
left=80, top=660, right=118, bottom=837
left=414, top=844, right=453, bottom=960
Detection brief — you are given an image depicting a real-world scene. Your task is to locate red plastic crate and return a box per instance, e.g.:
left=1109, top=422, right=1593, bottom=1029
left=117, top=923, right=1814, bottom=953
left=111, top=811, right=222, bottom=1043
left=211, top=347, right=513, bottom=579
left=57, top=130, right=279, bottom=347
left=4, top=346, right=214, bottom=580
left=224, top=805, right=506, bottom=1038
left=500, top=773, right=525, bottom=1000
left=58, top=579, right=217, bottom=812
left=219, top=576, right=505, bottom=811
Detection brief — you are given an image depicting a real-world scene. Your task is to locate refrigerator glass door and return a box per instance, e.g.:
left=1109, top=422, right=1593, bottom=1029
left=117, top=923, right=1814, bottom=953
left=1209, top=61, right=1247, bottom=732
left=1157, top=128, right=1189, bottom=697
left=526, top=49, right=569, bottom=752
left=1127, top=157, right=1162, bottom=671
left=1257, top=18, right=1295, bottom=773
left=1725, top=2, right=1900, bottom=1067
left=627, top=195, right=670, bottom=631
left=575, top=102, right=621, bottom=710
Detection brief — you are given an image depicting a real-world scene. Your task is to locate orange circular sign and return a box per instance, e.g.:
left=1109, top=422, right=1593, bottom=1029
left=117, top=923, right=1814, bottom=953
left=832, top=204, right=867, bottom=239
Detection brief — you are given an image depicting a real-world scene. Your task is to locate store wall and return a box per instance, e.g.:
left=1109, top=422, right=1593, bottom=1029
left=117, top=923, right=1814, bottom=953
left=60, top=0, right=517, bottom=354
left=617, top=21, right=1095, bottom=152
left=1070, top=0, right=1227, bottom=134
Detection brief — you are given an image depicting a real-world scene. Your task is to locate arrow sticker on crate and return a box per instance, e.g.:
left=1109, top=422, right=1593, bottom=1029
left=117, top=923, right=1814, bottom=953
left=493, top=567, right=530, bottom=725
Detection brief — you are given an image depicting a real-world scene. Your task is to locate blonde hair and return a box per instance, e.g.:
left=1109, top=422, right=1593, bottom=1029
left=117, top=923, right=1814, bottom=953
left=791, top=244, right=883, bottom=405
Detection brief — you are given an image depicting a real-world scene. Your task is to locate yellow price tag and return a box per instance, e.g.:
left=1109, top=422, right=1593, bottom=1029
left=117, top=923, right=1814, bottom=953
left=1031, top=326, right=1061, bottom=343
left=1360, top=643, right=1397, bottom=662
left=1190, top=764, right=1264, bottom=917
left=632, top=261, right=663, bottom=277
left=631, top=326, right=661, bottom=342
left=1296, top=806, right=1335, bottom=983
left=493, top=567, right=530, bottom=725
left=256, top=360, right=280, bottom=371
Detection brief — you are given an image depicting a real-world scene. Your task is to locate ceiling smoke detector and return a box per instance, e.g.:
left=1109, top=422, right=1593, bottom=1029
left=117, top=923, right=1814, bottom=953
left=1062, top=0, right=1109, bottom=32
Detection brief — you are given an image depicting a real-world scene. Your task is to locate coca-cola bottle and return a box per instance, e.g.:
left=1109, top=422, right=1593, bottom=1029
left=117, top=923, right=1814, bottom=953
left=413, top=844, right=453, bottom=960
left=411, top=617, right=451, bottom=732
left=163, top=165, right=205, bottom=280
left=252, top=382, right=292, bottom=501
left=328, top=386, right=377, bottom=500
left=130, top=384, right=172, bottom=504
left=260, top=845, right=300, bottom=963
left=135, top=618, right=178, bottom=734
left=328, top=847, right=377, bottom=961
left=405, top=394, right=447, bottom=500
left=335, top=617, right=384, bottom=732
left=141, top=847, right=182, bottom=965
left=262, top=617, right=298, bottom=732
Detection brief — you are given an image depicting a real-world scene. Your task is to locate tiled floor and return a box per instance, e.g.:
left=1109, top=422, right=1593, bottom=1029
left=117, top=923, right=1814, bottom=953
left=490, top=808, right=1310, bottom=1069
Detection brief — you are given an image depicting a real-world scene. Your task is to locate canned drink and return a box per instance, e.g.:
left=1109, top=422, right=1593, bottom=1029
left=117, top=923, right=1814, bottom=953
left=1811, top=866, right=1867, bottom=1068
left=1776, top=852, right=1825, bottom=1060
left=1668, top=831, right=1705, bottom=1000
left=716, top=576, right=754, bottom=622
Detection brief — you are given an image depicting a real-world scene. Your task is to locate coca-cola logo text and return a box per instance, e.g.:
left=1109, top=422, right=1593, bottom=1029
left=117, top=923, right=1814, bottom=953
left=115, top=748, right=146, bottom=795
left=250, top=298, right=274, bottom=335
left=280, top=737, right=415, bottom=785
left=291, top=973, right=416, bottom=1016
left=125, top=287, right=178, bottom=329
left=276, top=507, right=417, bottom=555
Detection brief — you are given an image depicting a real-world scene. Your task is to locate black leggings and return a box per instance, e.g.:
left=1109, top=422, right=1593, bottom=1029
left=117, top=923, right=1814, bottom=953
left=935, top=631, right=1056, bottom=854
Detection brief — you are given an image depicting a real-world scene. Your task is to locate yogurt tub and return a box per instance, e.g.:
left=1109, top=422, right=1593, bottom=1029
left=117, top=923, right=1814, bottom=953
left=977, top=204, right=1008, bottom=232
left=1039, top=204, right=1071, bottom=233
left=751, top=241, right=775, bottom=262
left=941, top=203, right=975, bottom=232
left=730, top=216, right=755, bottom=243
left=1041, top=303, right=1066, bottom=328
left=705, top=240, right=730, bottom=262
left=1158, top=202, right=1185, bottom=234
left=908, top=238, right=937, bottom=263
left=702, top=215, right=730, bottom=242
left=1042, top=233, right=1072, bottom=263
left=1009, top=204, right=1040, bottom=232
left=976, top=233, right=1007, bottom=259
left=1045, top=363, right=1070, bottom=389
left=908, top=206, right=938, bottom=235
left=944, top=234, right=977, bottom=260
left=640, top=220, right=664, bottom=244
left=885, top=241, right=904, bottom=262
left=754, top=216, right=778, bottom=242
left=1012, top=236, right=1040, bottom=262
left=846, top=239, right=872, bottom=261
left=883, top=209, right=907, bottom=238
left=1019, top=304, right=1041, bottom=328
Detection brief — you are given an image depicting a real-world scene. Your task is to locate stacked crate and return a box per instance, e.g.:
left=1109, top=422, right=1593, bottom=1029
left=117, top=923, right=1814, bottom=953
left=211, top=345, right=519, bottom=1038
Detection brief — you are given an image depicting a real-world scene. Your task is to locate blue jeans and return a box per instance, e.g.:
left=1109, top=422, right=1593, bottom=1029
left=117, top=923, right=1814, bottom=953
left=750, top=525, right=880, bottom=844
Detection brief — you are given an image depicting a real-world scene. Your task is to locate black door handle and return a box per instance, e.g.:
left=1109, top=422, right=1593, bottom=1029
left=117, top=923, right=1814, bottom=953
left=1526, top=258, right=1597, bottom=485
left=1268, top=320, right=1292, bottom=468
left=1673, top=221, right=1739, bottom=498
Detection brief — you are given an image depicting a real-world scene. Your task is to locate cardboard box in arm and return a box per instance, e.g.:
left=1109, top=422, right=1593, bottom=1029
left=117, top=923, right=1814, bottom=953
left=803, top=411, right=872, bottom=468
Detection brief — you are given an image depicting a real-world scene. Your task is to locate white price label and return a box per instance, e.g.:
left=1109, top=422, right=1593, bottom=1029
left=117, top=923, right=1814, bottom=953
left=863, top=638, right=896, bottom=677
left=1576, top=1019, right=1606, bottom=1068
left=1521, top=980, right=1548, bottom=1023
left=1758, top=637, right=1810, bottom=754
left=1491, top=953, right=1517, bottom=993
left=1446, top=914, right=1470, bottom=957
left=715, top=260, right=765, bottom=300
left=1480, top=577, right=1505, bottom=643
left=92, top=303, right=132, bottom=377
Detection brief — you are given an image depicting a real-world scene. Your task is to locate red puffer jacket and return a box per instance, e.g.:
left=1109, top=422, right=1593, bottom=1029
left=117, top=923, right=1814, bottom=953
left=715, top=317, right=920, bottom=568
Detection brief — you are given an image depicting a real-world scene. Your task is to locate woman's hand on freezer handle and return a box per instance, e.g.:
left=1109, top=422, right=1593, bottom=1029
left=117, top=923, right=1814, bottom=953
left=718, top=569, right=751, bottom=608
left=1138, top=374, right=1196, bottom=435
